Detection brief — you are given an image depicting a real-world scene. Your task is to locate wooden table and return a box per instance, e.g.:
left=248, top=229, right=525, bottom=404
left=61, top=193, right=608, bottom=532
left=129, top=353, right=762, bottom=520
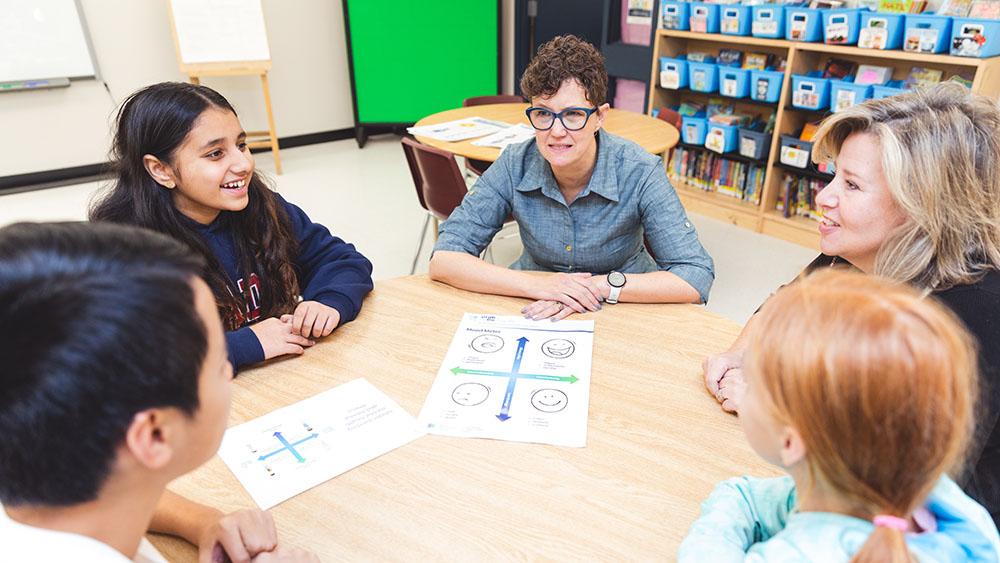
left=149, top=276, right=777, bottom=561
left=413, top=103, right=680, bottom=163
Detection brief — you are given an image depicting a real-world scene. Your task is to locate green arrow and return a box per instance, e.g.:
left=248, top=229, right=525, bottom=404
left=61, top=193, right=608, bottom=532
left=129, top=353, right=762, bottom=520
left=450, top=367, right=577, bottom=383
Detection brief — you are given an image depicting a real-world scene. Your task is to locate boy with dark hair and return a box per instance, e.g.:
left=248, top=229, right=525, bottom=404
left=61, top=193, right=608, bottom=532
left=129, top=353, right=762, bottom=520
left=0, top=222, right=316, bottom=562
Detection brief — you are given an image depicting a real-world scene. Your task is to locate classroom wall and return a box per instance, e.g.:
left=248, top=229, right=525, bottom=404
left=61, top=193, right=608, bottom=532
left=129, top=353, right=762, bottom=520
left=0, top=0, right=354, bottom=177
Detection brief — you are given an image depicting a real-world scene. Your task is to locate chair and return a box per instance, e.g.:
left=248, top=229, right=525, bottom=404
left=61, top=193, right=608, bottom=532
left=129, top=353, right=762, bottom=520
left=655, top=106, right=682, bottom=129
left=401, top=136, right=472, bottom=274
left=655, top=106, right=683, bottom=163
left=462, top=94, right=526, bottom=177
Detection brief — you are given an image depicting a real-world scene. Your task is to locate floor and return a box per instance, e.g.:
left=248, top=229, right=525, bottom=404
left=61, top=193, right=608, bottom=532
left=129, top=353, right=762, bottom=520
left=0, top=137, right=817, bottom=324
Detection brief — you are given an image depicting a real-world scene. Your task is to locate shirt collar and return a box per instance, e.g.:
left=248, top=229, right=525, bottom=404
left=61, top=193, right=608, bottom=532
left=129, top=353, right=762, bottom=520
left=515, top=128, right=621, bottom=203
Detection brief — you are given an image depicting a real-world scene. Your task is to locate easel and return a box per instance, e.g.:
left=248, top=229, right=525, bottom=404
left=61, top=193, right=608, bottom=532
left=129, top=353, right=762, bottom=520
left=182, top=62, right=283, bottom=175
left=167, top=1, right=283, bottom=174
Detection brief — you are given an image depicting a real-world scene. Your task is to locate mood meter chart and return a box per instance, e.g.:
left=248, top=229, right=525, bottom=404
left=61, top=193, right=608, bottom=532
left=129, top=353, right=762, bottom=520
left=218, top=378, right=423, bottom=509
left=418, top=314, right=594, bottom=447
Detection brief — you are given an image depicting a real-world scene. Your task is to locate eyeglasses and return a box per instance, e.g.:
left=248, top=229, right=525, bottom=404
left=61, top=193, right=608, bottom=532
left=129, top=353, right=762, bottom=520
left=525, top=106, right=598, bottom=131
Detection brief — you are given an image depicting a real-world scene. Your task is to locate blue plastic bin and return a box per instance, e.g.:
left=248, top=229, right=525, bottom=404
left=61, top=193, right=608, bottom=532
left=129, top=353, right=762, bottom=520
left=719, top=66, right=751, bottom=98
left=823, top=8, right=862, bottom=45
left=689, top=62, right=719, bottom=93
left=871, top=80, right=907, bottom=99
left=780, top=135, right=814, bottom=169
left=721, top=5, right=752, bottom=36
left=738, top=129, right=771, bottom=160
left=950, top=18, right=1000, bottom=58
left=785, top=7, right=824, bottom=42
left=659, top=56, right=689, bottom=89
left=903, top=13, right=952, bottom=53
left=661, top=0, right=691, bottom=30
left=690, top=3, right=720, bottom=33
left=791, top=72, right=831, bottom=110
left=858, top=12, right=905, bottom=49
left=830, top=77, right=873, bottom=112
left=705, top=122, right=739, bottom=154
left=749, top=68, right=784, bottom=102
left=681, top=116, right=708, bottom=145
left=752, top=4, right=785, bottom=38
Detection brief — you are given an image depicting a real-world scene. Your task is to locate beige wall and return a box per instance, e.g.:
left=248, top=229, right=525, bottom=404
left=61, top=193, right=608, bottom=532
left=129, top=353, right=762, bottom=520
left=0, top=0, right=355, bottom=177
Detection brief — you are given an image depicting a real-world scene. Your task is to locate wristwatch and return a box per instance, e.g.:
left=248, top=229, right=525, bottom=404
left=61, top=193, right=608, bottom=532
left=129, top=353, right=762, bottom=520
left=606, top=271, right=626, bottom=304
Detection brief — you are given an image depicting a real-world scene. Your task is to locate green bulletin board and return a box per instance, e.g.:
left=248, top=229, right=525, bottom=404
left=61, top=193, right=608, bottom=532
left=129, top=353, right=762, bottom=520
left=343, top=1, right=499, bottom=127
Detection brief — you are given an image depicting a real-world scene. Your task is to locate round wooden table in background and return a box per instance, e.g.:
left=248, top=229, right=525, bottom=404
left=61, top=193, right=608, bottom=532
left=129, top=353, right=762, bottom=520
left=413, top=103, right=680, bottom=163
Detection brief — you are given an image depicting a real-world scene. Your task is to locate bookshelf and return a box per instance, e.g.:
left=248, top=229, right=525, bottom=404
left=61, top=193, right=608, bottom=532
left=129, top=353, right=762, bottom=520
left=648, top=29, right=1000, bottom=249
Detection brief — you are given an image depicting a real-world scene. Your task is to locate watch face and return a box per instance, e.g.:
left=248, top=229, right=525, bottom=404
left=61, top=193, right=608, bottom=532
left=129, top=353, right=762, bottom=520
left=608, top=271, right=626, bottom=288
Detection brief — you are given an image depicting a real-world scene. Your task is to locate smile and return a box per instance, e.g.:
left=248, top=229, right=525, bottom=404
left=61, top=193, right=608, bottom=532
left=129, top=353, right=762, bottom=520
left=221, top=179, right=246, bottom=190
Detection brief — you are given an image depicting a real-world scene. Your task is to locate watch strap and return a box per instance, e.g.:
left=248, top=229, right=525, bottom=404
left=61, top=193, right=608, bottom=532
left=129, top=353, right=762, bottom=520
left=607, top=285, right=622, bottom=304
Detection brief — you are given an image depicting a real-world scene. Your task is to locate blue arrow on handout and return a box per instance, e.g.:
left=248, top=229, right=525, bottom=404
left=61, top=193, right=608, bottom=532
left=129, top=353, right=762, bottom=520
left=497, top=337, right=528, bottom=421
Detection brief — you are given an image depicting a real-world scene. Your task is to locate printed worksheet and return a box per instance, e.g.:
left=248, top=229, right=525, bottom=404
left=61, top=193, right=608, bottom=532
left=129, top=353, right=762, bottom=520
left=418, top=314, right=594, bottom=448
left=218, top=379, right=423, bottom=509
left=470, top=123, right=535, bottom=149
left=406, top=117, right=509, bottom=142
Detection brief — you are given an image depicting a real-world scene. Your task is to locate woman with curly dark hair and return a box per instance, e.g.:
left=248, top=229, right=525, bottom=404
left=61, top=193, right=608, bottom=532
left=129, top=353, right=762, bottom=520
left=430, top=35, right=713, bottom=320
left=91, top=82, right=373, bottom=371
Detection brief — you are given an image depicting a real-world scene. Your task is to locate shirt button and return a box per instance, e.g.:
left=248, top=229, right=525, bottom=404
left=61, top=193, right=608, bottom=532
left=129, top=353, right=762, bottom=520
left=684, top=221, right=692, bottom=228
left=565, top=245, right=572, bottom=252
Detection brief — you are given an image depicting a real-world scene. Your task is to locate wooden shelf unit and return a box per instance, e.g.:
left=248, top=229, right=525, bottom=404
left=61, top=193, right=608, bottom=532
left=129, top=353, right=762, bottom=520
left=649, top=29, right=1000, bottom=249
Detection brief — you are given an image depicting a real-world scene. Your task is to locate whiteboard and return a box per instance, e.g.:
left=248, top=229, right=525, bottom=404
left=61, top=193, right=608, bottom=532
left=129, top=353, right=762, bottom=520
left=169, top=0, right=271, bottom=64
left=0, top=0, right=97, bottom=83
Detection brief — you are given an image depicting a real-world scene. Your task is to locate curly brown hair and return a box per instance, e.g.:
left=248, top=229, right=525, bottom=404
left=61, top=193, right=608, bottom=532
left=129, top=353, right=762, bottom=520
left=520, top=35, right=608, bottom=106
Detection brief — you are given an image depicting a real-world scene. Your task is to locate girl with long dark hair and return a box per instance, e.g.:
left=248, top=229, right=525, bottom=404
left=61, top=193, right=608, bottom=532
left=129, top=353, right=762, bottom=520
left=91, top=82, right=373, bottom=371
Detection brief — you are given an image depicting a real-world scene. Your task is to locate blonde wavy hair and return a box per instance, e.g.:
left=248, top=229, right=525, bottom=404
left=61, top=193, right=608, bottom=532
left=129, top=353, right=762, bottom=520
left=746, top=270, right=978, bottom=563
left=812, top=82, right=1000, bottom=290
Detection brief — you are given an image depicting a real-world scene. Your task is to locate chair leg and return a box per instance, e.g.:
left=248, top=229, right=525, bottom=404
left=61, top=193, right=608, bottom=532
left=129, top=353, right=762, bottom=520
left=410, top=214, right=431, bottom=275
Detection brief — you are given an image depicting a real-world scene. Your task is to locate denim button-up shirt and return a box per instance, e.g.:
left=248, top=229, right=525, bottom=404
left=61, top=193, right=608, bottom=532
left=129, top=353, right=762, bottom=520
left=433, top=129, right=715, bottom=302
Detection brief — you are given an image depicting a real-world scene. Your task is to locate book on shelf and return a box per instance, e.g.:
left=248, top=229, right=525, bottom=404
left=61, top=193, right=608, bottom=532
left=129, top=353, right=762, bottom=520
left=718, top=49, right=743, bottom=67
left=822, top=58, right=856, bottom=80
left=939, top=0, right=974, bottom=15
left=799, top=121, right=821, bottom=141
left=668, top=146, right=765, bottom=205
left=904, top=67, right=944, bottom=89
left=855, top=64, right=893, bottom=86
left=969, top=0, right=1000, bottom=18
left=877, top=0, right=928, bottom=12
left=777, top=173, right=829, bottom=220
left=743, top=53, right=772, bottom=71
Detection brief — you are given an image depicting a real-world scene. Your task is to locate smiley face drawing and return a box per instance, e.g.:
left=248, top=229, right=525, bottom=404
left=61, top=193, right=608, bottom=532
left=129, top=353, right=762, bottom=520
left=452, top=382, right=490, bottom=406
left=541, top=338, right=575, bottom=359
left=530, top=388, right=568, bottom=413
left=471, top=334, right=504, bottom=354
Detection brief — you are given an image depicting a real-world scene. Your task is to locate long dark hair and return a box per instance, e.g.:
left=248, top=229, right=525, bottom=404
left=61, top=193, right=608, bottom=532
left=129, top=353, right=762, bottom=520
left=90, top=82, right=299, bottom=329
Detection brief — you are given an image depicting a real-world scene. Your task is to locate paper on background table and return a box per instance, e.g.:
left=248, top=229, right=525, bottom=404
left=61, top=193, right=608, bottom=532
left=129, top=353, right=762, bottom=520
left=418, top=314, right=594, bottom=448
left=218, top=378, right=423, bottom=509
left=470, top=123, right=536, bottom=149
left=406, top=117, right=509, bottom=142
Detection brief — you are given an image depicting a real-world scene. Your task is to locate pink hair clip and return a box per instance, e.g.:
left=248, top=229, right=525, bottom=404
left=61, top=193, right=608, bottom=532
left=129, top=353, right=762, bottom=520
left=873, top=514, right=909, bottom=532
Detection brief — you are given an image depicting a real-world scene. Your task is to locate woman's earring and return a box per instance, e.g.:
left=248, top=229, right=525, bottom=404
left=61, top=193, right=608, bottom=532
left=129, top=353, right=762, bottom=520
left=164, top=181, right=175, bottom=189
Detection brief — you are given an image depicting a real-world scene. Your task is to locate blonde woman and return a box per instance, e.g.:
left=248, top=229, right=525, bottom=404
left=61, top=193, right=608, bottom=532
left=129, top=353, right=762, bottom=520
left=702, top=82, right=1000, bottom=526
left=682, top=271, right=1000, bottom=561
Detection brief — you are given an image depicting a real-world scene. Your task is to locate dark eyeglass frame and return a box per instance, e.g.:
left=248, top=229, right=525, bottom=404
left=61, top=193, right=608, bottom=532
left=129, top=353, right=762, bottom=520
left=524, top=106, right=599, bottom=131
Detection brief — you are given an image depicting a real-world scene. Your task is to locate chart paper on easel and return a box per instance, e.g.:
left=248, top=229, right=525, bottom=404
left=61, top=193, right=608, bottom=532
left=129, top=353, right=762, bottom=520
left=418, top=314, right=594, bottom=448
left=170, top=0, right=271, bottom=64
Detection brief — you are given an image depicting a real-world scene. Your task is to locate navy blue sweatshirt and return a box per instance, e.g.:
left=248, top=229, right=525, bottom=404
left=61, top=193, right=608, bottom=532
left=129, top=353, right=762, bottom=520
left=186, top=194, right=374, bottom=370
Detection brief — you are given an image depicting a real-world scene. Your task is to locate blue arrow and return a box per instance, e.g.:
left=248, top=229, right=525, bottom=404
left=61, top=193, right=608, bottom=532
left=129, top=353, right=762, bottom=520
left=497, top=336, right=529, bottom=421
left=258, top=431, right=317, bottom=463
left=512, top=336, right=528, bottom=373
left=274, top=432, right=305, bottom=463
left=497, top=375, right=516, bottom=421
